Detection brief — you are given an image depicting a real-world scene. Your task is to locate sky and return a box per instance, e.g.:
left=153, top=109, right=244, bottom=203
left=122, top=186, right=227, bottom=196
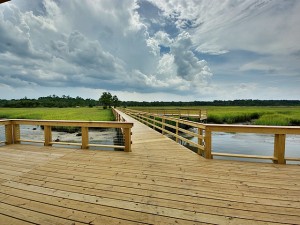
left=0, top=0, right=299, bottom=101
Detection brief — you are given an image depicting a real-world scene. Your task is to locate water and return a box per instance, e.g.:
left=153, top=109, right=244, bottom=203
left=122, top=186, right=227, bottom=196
left=1, top=124, right=299, bottom=163
left=183, top=128, right=300, bottom=164
left=0, top=125, right=5, bottom=145
left=0, top=125, right=124, bottom=150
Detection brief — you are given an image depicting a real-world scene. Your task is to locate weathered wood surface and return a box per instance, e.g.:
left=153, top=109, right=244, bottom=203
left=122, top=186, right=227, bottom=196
left=0, top=110, right=300, bottom=224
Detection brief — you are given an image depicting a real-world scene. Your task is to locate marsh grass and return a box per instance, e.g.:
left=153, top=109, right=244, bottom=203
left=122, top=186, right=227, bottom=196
left=0, top=107, right=114, bottom=121
left=132, top=106, right=300, bottom=126
left=0, top=107, right=115, bottom=132
left=253, top=114, right=290, bottom=126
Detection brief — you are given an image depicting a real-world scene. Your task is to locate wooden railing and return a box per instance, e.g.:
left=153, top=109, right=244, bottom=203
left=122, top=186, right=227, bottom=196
left=122, top=108, right=300, bottom=164
left=122, top=109, right=206, bottom=155
left=141, top=108, right=207, bottom=120
left=0, top=120, right=12, bottom=145
left=0, top=118, right=133, bottom=152
left=112, top=108, right=132, bottom=151
left=112, top=108, right=127, bottom=122
left=205, top=124, right=300, bottom=164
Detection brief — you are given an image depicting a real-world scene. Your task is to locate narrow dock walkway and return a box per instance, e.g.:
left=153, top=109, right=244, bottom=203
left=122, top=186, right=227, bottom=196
left=0, top=110, right=300, bottom=224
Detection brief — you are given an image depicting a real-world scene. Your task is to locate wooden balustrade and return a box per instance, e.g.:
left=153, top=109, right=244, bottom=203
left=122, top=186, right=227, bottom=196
left=122, top=109, right=206, bottom=154
left=112, top=108, right=133, bottom=152
left=143, top=108, right=207, bottom=120
left=0, top=118, right=133, bottom=152
left=0, top=120, right=12, bottom=144
left=205, top=124, right=300, bottom=164
left=122, top=109, right=300, bottom=164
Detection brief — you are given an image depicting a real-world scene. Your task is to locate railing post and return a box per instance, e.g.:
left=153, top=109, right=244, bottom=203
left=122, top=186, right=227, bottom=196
left=175, top=121, right=179, bottom=142
left=204, top=129, right=212, bottom=159
left=151, top=116, right=154, bottom=129
left=162, top=118, right=165, bottom=135
left=81, top=127, right=89, bottom=149
left=13, top=124, right=20, bottom=144
left=273, top=134, right=286, bottom=164
left=44, top=126, right=52, bottom=146
left=124, top=128, right=131, bottom=152
left=198, top=127, right=203, bottom=156
left=5, top=124, right=13, bottom=145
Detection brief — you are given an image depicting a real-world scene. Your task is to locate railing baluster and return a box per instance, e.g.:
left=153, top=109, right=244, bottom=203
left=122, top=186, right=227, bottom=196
left=273, top=134, right=286, bottom=164
left=204, top=129, right=212, bottom=159
left=175, top=121, right=179, bottom=142
left=198, top=127, right=203, bottom=156
left=81, top=127, right=89, bottom=149
left=5, top=123, right=13, bottom=145
left=13, top=124, right=20, bottom=144
left=44, top=125, right=52, bottom=146
left=124, top=128, right=131, bottom=152
left=162, top=118, right=165, bottom=135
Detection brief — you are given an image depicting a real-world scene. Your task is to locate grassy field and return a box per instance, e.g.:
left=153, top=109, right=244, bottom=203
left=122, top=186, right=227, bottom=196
left=131, top=106, right=300, bottom=126
left=1, top=106, right=300, bottom=126
left=0, top=107, right=114, bottom=121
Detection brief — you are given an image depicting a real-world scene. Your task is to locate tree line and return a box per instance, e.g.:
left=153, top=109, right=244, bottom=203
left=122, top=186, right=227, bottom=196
left=124, top=99, right=300, bottom=107
left=0, top=95, right=97, bottom=108
left=0, top=95, right=300, bottom=108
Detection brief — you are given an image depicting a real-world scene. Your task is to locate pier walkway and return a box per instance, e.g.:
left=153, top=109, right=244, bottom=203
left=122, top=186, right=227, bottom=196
left=0, top=110, right=300, bottom=224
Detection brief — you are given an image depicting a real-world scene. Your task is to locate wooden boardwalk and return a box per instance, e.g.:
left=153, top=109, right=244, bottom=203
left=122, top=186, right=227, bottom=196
left=0, top=110, right=300, bottom=224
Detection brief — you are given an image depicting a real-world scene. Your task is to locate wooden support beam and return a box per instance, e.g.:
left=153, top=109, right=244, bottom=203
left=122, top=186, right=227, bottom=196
left=273, top=134, right=286, bottom=164
left=123, top=128, right=131, bottom=152
left=175, top=121, right=179, bottom=142
left=44, top=126, right=52, bottom=146
left=13, top=124, right=20, bottom=144
left=204, top=130, right=212, bottom=159
left=198, top=128, right=203, bottom=156
left=81, top=127, right=89, bottom=149
left=5, top=124, right=13, bottom=145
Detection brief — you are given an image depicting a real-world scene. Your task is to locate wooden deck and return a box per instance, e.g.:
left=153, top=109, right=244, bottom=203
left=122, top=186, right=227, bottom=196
left=0, top=110, right=300, bottom=224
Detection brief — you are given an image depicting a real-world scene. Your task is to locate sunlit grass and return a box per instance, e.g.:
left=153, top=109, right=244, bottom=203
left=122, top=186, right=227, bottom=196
left=0, top=107, right=114, bottom=121
left=131, top=106, right=300, bottom=126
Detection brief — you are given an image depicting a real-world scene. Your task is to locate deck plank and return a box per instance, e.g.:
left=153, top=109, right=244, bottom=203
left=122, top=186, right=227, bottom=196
left=0, top=109, right=299, bottom=224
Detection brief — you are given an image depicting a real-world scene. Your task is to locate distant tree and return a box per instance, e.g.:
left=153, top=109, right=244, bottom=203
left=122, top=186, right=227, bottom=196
left=99, top=92, right=113, bottom=109
left=112, top=95, right=121, bottom=107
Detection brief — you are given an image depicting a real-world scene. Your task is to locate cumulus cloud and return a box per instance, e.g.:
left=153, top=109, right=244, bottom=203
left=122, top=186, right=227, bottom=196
left=0, top=0, right=299, bottom=100
left=0, top=0, right=212, bottom=97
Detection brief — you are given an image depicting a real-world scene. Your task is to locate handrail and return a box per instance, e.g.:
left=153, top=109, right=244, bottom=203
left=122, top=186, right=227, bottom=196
left=0, top=118, right=133, bottom=152
left=141, top=108, right=207, bottom=120
left=121, top=108, right=206, bottom=154
left=112, top=108, right=127, bottom=122
left=122, top=108, right=300, bottom=164
left=112, top=108, right=132, bottom=151
left=205, top=124, right=300, bottom=164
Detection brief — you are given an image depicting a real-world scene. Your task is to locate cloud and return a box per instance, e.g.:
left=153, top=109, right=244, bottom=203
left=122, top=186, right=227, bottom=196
left=0, top=0, right=299, bottom=100
left=0, top=0, right=212, bottom=97
left=171, top=31, right=211, bottom=82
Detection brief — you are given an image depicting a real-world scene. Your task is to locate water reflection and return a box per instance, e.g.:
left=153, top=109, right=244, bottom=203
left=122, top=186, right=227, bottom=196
left=0, top=125, right=124, bottom=151
left=179, top=128, right=300, bottom=164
